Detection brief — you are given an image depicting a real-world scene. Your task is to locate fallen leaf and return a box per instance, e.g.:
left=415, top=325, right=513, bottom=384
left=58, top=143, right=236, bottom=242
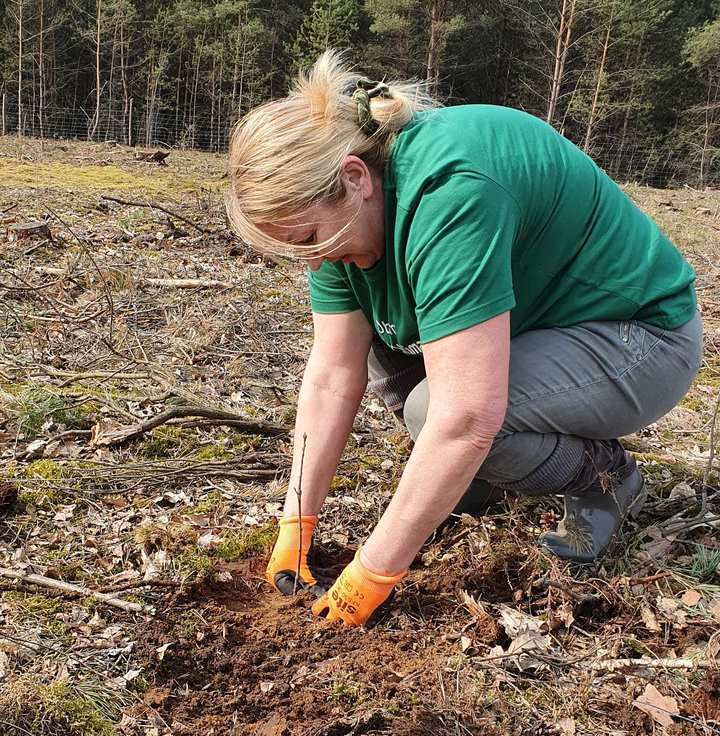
left=709, top=597, right=720, bottom=623
left=633, top=683, right=678, bottom=727
left=641, top=605, right=661, bottom=633
left=460, top=635, right=473, bottom=653
left=668, top=482, right=695, bottom=501
left=260, top=680, right=274, bottom=693
left=556, top=718, right=575, bottom=736
left=461, top=590, right=488, bottom=619
left=155, top=643, right=173, bottom=661
left=681, top=589, right=702, bottom=607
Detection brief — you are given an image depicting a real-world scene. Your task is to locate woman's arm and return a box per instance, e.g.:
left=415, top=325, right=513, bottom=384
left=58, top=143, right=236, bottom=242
left=283, top=309, right=374, bottom=517
left=361, top=311, right=510, bottom=574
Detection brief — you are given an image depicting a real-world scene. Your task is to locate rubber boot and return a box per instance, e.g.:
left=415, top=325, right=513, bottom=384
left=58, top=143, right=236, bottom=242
left=452, top=477, right=512, bottom=516
left=538, top=442, right=646, bottom=563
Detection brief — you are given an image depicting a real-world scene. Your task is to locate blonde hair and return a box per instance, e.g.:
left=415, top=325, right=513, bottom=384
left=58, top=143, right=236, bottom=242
left=226, top=49, right=438, bottom=258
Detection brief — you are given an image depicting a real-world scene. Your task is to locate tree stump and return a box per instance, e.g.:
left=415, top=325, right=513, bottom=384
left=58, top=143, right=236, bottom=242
left=9, top=221, right=52, bottom=242
left=135, top=150, right=170, bottom=165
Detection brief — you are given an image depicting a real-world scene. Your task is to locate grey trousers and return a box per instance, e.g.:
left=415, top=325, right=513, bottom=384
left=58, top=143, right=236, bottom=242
left=368, top=312, right=703, bottom=490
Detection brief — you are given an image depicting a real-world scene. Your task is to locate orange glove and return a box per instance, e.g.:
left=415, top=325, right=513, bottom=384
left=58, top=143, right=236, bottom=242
left=311, top=548, right=406, bottom=626
left=266, top=516, right=325, bottom=596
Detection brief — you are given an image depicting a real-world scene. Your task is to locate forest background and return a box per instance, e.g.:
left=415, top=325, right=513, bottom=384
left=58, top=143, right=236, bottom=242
left=3, top=0, right=720, bottom=188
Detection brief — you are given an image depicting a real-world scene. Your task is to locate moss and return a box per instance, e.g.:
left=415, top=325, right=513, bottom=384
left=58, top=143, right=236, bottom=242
left=216, top=523, right=276, bottom=562
left=175, top=549, right=215, bottom=581
left=0, top=158, right=220, bottom=197
left=5, top=385, right=85, bottom=437
left=23, top=459, right=67, bottom=481
left=4, top=591, right=67, bottom=617
left=180, top=489, right=224, bottom=515
left=139, top=426, right=197, bottom=459
left=329, top=475, right=356, bottom=494
left=331, top=680, right=365, bottom=707
left=680, top=396, right=705, bottom=412
left=3, top=592, right=73, bottom=644
left=193, top=444, right=234, bottom=461
left=17, top=460, right=73, bottom=509
left=0, top=676, right=120, bottom=736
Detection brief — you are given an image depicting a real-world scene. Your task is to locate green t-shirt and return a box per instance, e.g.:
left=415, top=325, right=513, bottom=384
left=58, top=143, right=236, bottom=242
left=308, top=105, right=696, bottom=354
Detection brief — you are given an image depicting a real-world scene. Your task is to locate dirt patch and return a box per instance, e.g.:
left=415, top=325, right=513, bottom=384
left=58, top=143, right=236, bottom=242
left=133, top=559, right=465, bottom=735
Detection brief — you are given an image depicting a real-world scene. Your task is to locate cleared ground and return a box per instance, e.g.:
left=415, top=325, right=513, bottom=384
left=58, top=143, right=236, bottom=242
left=0, top=136, right=718, bottom=736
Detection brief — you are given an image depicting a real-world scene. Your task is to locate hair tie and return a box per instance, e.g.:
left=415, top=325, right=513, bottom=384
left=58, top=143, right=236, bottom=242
left=352, top=79, right=390, bottom=136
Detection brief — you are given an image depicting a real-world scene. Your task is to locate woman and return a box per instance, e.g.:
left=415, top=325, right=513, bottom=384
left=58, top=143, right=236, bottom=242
left=226, top=51, right=702, bottom=627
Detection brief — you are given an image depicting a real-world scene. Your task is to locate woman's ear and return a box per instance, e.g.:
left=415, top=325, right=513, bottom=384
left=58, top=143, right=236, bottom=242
left=340, top=155, right=375, bottom=200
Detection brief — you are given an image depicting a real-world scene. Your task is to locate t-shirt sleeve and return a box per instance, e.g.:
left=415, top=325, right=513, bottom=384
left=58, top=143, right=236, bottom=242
left=405, top=172, right=520, bottom=343
left=307, top=261, right=360, bottom=314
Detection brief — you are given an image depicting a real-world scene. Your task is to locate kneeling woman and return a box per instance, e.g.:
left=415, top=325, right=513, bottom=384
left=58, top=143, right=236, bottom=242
left=226, top=51, right=702, bottom=626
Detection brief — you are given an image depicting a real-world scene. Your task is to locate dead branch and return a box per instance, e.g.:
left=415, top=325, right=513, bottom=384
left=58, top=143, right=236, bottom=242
left=589, top=656, right=714, bottom=671
left=0, top=567, right=148, bottom=613
left=23, top=265, right=235, bottom=290
left=91, top=405, right=288, bottom=447
left=143, top=277, right=234, bottom=289
left=101, top=194, right=213, bottom=234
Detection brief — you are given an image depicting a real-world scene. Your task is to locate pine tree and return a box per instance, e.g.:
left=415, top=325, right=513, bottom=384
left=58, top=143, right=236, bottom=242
left=290, top=0, right=359, bottom=73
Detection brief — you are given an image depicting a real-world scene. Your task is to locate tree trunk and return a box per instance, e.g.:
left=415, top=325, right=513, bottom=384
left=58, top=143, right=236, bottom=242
left=700, top=72, right=714, bottom=188
left=426, top=0, right=440, bottom=95
left=38, top=0, right=45, bottom=141
left=120, top=18, right=129, bottom=144
left=547, top=0, right=576, bottom=126
left=17, top=0, right=24, bottom=136
left=89, top=0, right=102, bottom=140
left=583, top=1, right=615, bottom=153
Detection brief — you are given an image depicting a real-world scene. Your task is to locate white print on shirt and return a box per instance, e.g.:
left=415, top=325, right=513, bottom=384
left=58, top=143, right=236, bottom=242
left=374, top=319, right=396, bottom=336
left=375, top=319, right=423, bottom=355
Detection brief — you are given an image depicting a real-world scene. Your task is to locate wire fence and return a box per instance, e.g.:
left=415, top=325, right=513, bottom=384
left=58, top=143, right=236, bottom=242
left=1, top=101, right=717, bottom=189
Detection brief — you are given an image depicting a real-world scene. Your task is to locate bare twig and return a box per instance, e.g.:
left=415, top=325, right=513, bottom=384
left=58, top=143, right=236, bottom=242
left=90, top=405, right=288, bottom=447
left=294, top=432, right=308, bottom=596
left=589, top=656, right=714, bottom=671
left=0, top=567, right=149, bottom=613
left=101, top=194, right=214, bottom=234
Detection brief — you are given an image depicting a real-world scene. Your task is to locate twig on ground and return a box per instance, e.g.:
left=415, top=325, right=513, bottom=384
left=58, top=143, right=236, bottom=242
left=101, top=195, right=213, bottom=234
left=0, top=567, right=149, bottom=613
left=294, top=432, right=308, bottom=596
left=589, top=656, right=714, bottom=671
left=90, top=404, right=288, bottom=447
left=533, top=577, right=599, bottom=604
left=627, top=570, right=673, bottom=585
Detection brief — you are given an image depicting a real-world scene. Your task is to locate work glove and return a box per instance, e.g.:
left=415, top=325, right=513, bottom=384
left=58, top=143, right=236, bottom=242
left=266, top=515, right=326, bottom=596
left=311, top=547, right=406, bottom=626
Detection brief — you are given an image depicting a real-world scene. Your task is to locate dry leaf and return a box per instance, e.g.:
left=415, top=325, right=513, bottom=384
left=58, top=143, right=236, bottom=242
left=668, top=482, right=695, bottom=501
left=260, top=681, right=274, bottom=693
left=461, top=590, right=488, bottom=619
left=681, top=589, right=702, bottom=607
left=460, top=635, right=473, bottom=653
left=709, top=597, right=720, bottom=623
left=556, top=718, right=575, bottom=736
left=633, top=683, right=679, bottom=727
left=641, top=605, right=661, bottom=633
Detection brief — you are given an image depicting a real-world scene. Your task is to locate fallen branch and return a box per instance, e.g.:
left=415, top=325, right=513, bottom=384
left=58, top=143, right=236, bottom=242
left=589, top=656, right=714, bottom=671
left=142, top=277, right=234, bottom=289
left=91, top=405, right=288, bottom=447
left=101, top=194, right=213, bottom=234
left=24, top=265, right=235, bottom=290
left=0, top=567, right=148, bottom=613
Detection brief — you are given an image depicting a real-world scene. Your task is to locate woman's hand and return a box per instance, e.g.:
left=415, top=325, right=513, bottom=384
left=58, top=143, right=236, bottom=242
left=311, top=547, right=406, bottom=625
left=266, top=515, right=327, bottom=596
